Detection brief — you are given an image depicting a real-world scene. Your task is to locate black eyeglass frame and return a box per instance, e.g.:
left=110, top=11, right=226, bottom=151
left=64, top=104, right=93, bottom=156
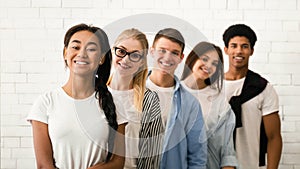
left=114, top=47, right=143, bottom=62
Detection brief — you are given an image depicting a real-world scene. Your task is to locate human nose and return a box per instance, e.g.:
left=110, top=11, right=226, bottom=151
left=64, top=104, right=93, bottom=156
left=78, top=48, right=87, bottom=58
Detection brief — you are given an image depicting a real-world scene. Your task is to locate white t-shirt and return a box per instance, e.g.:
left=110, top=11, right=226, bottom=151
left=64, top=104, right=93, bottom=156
left=146, top=79, right=174, bottom=128
left=225, top=78, right=279, bottom=169
left=108, top=87, right=141, bottom=169
left=27, top=87, right=127, bottom=169
left=181, top=82, right=230, bottom=126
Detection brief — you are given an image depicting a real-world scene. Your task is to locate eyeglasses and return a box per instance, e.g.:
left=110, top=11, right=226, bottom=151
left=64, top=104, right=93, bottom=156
left=153, top=48, right=182, bottom=58
left=114, top=47, right=143, bottom=62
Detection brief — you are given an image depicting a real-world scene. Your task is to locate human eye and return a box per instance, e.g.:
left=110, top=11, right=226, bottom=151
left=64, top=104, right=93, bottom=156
left=171, top=51, right=180, bottom=57
left=116, top=48, right=127, bottom=56
left=71, top=46, right=80, bottom=50
left=200, top=57, right=208, bottom=62
left=158, top=49, right=166, bottom=54
left=230, top=44, right=237, bottom=48
left=130, top=52, right=142, bottom=61
left=212, top=61, right=219, bottom=67
left=242, top=44, right=250, bottom=49
left=86, top=48, right=97, bottom=52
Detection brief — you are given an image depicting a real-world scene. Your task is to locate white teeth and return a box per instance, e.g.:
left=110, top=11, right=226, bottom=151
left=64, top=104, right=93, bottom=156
left=75, top=61, right=88, bottom=65
left=118, top=62, right=130, bottom=69
left=234, top=56, right=243, bottom=60
left=160, top=61, right=173, bottom=67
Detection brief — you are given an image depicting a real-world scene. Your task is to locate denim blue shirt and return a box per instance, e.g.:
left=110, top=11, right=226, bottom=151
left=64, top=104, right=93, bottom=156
left=206, top=107, right=238, bottom=169
left=158, top=76, right=207, bottom=169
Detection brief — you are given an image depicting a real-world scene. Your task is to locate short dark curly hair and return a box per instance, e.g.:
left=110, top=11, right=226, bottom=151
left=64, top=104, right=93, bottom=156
left=222, top=24, right=257, bottom=49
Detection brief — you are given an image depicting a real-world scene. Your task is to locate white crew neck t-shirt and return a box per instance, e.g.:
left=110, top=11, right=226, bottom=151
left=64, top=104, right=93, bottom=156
left=225, top=78, right=279, bottom=169
left=146, top=79, right=174, bottom=128
left=27, top=87, right=127, bottom=169
left=108, top=87, right=141, bottom=169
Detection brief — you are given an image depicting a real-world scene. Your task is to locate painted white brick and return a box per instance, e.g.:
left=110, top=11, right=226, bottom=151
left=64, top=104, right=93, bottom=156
left=1, top=114, right=26, bottom=126
left=284, top=105, right=300, bottom=116
left=27, top=73, right=58, bottom=83
left=71, top=8, right=104, bottom=18
left=32, top=0, right=61, bottom=7
left=282, top=132, right=300, bottom=143
left=1, top=40, right=22, bottom=62
left=179, top=0, right=195, bottom=9
left=283, top=154, right=300, bottom=164
left=266, top=21, right=283, bottom=31
left=260, top=31, right=288, bottom=42
left=12, top=148, right=35, bottom=158
left=17, top=158, right=36, bottom=169
left=15, top=83, right=44, bottom=93
left=213, top=10, right=243, bottom=20
left=266, top=0, right=297, bottom=10
left=0, top=30, right=15, bottom=40
left=20, top=137, right=33, bottom=148
left=12, top=105, right=32, bottom=117
left=1, top=148, right=12, bottom=158
left=266, top=74, right=291, bottom=85
left=250, top=52, right=268, bottom=63
left=254, top=63, right=300, bottom=74
left=3, top=138, right=20, bottom=148
left=274, top=86, right=300, bottom=96
left=14, top=18, right=45, bottom=28
left=1, top=126, right=32, bottom=137
left=287, top=32, right=300, bottom=42
left=21, top=62, right=63, bottom=73
left=0, top=18, right=14, bottom=29
left=281, top=121, right=296, bottom=132
left=272, top=42, right=300, bottom=53
left=283, top=21, right=299, bottom=31
left=269, top=53, right=300, bottom=64
left=292, top=74, right=300, bottom=85
left=16, top=29, right=47, bottom=40
left=279, top=96, right=300, bottom=106
left=0, top=0, right=30, bottom=7
left=227, top=0, right=238, bottom=9
left=239, top=0, right=265, bottom=9
left=278, top=164, right=294, bottom=169
left=0, top=7, right=7, bottom=18
left=124, top=0, right=154, bottom=9
left=277, top=11, right=300, bottom=20
left=92, top=0, right=108, bottom=8
left=7, top=8, right=39, bottom=18
left=283, top=143, right=300, bottom=153
left=40, top=8, right=71, bottom=18
left=1, top=83, right=15, bottom=93
left=210, top=0, right=226, bottom=9
left=0, top=158, right=16, bottom=168
left=62, top=0, right=93, bottom=8
left=45, top=19, right=64, bottom=28
left=1, top=73, right=27, bottom=83
left=1, top=94, right=19, bottom=105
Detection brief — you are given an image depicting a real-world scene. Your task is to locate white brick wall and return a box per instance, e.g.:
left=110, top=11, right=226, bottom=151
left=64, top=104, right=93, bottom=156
left=1, top=0, right=299, bottom=168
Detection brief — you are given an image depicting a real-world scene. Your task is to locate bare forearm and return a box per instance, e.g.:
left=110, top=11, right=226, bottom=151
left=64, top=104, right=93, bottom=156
left=266, top=136, right=282, bottom=169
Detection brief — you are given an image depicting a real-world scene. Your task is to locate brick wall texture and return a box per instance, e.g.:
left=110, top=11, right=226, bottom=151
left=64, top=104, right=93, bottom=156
left=1, top=0, right=300, bottom=168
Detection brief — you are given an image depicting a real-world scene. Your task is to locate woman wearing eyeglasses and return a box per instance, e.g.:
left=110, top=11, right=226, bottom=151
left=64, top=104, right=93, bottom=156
left=107, top=28, right=163, bottom=169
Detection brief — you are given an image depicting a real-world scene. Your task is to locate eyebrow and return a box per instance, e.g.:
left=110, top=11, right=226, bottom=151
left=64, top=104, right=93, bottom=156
left=118, top=45, right=140, bottom=53
left=71, top=40, right=98, bottom=47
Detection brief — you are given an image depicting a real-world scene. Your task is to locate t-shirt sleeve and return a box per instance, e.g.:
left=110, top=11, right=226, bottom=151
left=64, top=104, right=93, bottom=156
left=26, top=94, right=49, bottom=124
left=114, top=101, right=128, bottom=125
left=262, top=83, right=279, bottom=116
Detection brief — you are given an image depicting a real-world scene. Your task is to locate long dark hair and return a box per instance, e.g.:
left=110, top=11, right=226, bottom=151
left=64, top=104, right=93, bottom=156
left=181, top=41, right=224, bottom=92
left=64, top=23, right=118, bottom=162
